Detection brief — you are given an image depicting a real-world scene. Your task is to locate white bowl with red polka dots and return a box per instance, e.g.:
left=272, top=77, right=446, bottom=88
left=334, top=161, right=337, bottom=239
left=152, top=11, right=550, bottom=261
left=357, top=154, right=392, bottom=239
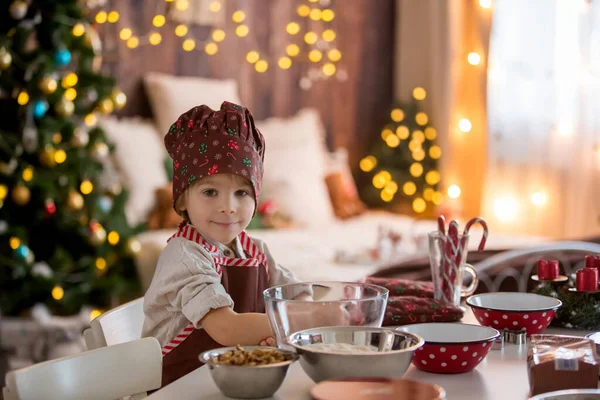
left=466, top=292, right=562, bottom=335
left=397, top=323, right=500, bottom=374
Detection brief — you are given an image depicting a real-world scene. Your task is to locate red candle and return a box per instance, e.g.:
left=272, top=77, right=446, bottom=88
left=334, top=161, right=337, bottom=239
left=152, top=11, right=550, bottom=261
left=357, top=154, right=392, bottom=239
left=537, top=260, right=558, bottom=280
left=585, top=255, right=597, bottom=269
left=576, top=268, right=599, bottom=292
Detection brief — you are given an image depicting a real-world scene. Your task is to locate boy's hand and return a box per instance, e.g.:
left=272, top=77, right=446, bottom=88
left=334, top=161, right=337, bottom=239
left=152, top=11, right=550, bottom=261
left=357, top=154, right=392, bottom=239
left=259, top=337, right=277, bottom=347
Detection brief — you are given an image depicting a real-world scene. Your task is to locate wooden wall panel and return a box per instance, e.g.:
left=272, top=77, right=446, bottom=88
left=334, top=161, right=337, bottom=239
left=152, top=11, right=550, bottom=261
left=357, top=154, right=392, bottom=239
left=98, top=0, right=395, bottom=171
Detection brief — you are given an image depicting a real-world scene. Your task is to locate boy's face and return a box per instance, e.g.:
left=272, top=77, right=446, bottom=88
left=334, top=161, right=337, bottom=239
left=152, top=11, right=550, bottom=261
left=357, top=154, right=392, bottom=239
left=179, top=173, right=255, bottom=245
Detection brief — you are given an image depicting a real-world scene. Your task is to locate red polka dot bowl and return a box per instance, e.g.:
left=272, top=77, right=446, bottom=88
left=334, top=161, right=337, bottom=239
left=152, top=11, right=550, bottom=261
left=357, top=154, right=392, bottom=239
left=466, top=292, right=562, bottom=335
left=396, top=323, right=499, bottom=374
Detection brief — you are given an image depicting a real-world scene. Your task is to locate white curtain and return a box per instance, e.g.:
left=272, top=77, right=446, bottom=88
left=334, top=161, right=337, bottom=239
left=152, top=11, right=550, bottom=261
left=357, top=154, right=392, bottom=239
left=483, top=0, right=600, bottom=239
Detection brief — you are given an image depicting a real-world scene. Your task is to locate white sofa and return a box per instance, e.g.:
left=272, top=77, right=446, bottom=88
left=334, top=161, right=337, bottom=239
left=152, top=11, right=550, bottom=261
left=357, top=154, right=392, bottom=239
left=102, top=73, right=550, bottom=292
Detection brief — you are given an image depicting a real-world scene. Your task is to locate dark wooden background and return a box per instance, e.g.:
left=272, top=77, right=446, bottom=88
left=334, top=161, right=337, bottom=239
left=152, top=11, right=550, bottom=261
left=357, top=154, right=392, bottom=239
left=97, top=0, right=395, bottom=170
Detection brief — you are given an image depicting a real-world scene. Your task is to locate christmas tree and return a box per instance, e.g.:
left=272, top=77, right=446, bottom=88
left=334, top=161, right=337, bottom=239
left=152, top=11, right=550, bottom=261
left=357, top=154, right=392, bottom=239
left=0, top=0, right=143, bottom=317
left=358, top=88, right=443, bottom=216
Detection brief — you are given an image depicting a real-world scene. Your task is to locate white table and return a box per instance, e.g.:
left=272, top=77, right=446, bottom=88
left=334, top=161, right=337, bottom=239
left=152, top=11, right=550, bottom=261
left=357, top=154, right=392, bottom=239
left=146, top=311, right=594, bottom=400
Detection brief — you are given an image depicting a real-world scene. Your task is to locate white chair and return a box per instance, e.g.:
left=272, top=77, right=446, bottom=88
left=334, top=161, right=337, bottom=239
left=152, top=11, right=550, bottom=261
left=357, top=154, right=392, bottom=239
left=84, top=297, right=145, bottom=350
left=4, top=337, right=161, bottom=400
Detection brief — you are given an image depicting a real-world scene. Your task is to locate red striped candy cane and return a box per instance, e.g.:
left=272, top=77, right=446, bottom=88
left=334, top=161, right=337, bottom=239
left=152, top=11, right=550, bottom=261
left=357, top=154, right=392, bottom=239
left=463, top=217, right=489, bottom=251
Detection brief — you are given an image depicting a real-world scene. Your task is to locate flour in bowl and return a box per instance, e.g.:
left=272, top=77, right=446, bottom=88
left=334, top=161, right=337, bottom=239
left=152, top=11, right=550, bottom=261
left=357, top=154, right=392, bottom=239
left=304, top=343, right=379, bottom=354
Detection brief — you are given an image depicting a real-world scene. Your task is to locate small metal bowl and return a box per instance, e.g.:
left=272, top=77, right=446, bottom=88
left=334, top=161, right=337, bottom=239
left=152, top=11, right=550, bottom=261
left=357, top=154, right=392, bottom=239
left=199, top=346, right=298, bottom=399
left=287, top=326, right=424, bottom=383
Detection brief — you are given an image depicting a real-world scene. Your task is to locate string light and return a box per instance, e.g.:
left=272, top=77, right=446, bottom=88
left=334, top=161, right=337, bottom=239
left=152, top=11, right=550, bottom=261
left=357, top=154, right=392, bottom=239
left=22, top=167, right=33, bottom=181
left=385, top=134, right=400, bottom=148
left=425, top=127, right=437, bottom=140
left=309, top=9, right=322, bottom=21
left=413, top=87, right=427, bottom=100
left=95, top=257, right=107, bottom=270
left=468, top=52, right=481, bottom=65
left=359, top=156, right=377, bottom=172
left=494, top=196, right=518, bottom=222
left=64, top=88, right=77, bottom=101
left=425, top=170, right=441, bottom=185
left=95, top=11, right=107, bottom=24
left=309, top=50, right=323, bottom=62
left=321, top=9, right=335, bottom=22
left=322, top=63, right=336, bottom=76
left=108, top=231, right=120, bottom=245
left=424, top=188, right=434, bottom=201
left=54, top=149, right=67, bottom=164
left=286, top=44, right=300, bottom=57
left=182, top=38, right=196, bottom=51
left=415, top=112, right=428, bottom=126
left=286, top=22, right=300, bottom=35
left=391, top=109, right=405, bottom=122
left=304, top=32, right=318, bottom=44
left=412, top=198, right=426, bottom=213
left=232, top=10, right=246, bottom=23
left=403, top=182, right=417, bottom=196
left=85, top=114, right=97, bottom=127
left=531, top=192, right=547, bottom=206
left=384, top=181, right=398, bottom=194
left=127, top=37, right=140, bottom=49
left=0, top=185, right=7, bottom=200
left=255, top=60, right=268, bottom=73
left=322, top=29, right=336, bottom=42
left=52, top=286, right=64, bottom=300
left=297, top=5, right=310, bottom=17
left=209, top=1, right=221, bottom=12
left=278, top=57, right=292, bottom=69
left=235, top=25, right=249, bottom=37
left=412, top=130, right=425, bottom=143
left=458, top=118, right=472, bottom=132
left=432, top=192, right=444, bottom=205
left=80, top=180, right=93, bottom=195
left=246, top=51, right=260, bottom=63
left=72, top=23, right=85, bottom=37
left=396, top=126, right=409, bottom=140
left=175, top=0, right=190, bottom=11
left=9, top=237, right=20, bottom=250
left=175, top=24, right=188, bottom=37
left=328, top=49, right=342, bottom=62
left=107, top=11, right=120, bottom=23
left=381, top=191, right=394, bottom=202
left=205, top=42, right=218, bottom=55
left=149, top=32, right=162, bottom=45
left=17, top=91, right=29, bottom=105
left=63, top=73, right=78, bottom=88
left=409, top=163, right=424, bottom=177
left=152, top=15, right=166, bottom=27
left=479, top=0, right=492, bottom=8
left=212, top=29, right=226, bottom=42
left=429, top=145, right=442, bottom=159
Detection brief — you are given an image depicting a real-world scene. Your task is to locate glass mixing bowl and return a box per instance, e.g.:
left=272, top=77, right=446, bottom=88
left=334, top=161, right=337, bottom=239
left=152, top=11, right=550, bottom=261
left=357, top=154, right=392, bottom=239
left=263, top=281, right=389, bottom=346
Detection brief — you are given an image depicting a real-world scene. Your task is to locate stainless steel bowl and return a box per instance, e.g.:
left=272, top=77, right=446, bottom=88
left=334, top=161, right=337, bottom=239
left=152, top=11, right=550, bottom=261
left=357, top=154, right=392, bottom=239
left=199, top=346, right=298, bottom=399
left=287, top=326, right=424, bottom=383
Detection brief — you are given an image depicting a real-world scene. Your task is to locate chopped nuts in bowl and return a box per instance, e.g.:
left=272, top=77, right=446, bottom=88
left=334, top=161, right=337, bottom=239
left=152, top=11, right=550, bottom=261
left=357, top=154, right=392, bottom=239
left=199, top=346, right=298, bottom=399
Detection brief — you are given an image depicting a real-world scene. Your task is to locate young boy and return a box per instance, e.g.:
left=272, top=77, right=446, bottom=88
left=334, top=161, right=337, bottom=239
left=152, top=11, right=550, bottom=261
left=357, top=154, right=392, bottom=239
left=142, top=102, right=301, bottom=386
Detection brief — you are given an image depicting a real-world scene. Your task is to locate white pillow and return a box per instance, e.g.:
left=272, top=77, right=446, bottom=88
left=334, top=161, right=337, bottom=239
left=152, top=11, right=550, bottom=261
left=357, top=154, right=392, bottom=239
left=257, top=109, right=336, bottom=228
left=144, top=72, right=242, bottom=137
left=100, top=116, right=168, bottom=226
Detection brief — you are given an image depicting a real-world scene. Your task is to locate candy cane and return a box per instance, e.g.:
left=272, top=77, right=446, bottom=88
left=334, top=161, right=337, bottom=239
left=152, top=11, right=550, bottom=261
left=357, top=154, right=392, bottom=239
left=227, top=152, right=237, bottom=160
left=437, top=215, right=446, bottom=235
left=463, top=217, right=489, bottom=251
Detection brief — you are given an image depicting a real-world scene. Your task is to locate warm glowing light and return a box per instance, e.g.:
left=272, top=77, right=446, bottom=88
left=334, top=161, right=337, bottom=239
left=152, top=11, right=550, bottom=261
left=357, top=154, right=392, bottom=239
left=381, top=129, right=394, bottom=141
left=232, top=10, right=246, bottom=23
left=255, top=60, right=268, bottom=73
left=531, top=192, right=547, bottom=206
left=408, top=139, right=422, bottom=153
left=22, top=167, right=33, bottom=182
left=52, top=286, right=64, bottom=300
left=425, top=127, right=437, bottom=140
left=403, top=182, right=417, bottom=196
left=182, top=38, right=196, bottom=51
left=54, top=150, right=67, bottom=164
left=9, top=237, right=20, bottom=249
left=95, top=11, right=107, bottom=24
left=149, top=32, right=162, bottom=45
left=96, top=257, right=107, bottom=270
left=494, top=196, right=518, bottom=222
left=17, top=91, right=29, bottom=105
left=107, top=11, right=120, bottom=23
left=385, top=134, right=400, bottom=148
left=90, top=309, right=102, bottom=321
left=153, top=15, right=165, bottom=27
left=278, top=57, right=292, bottom=69
left=479, top=0, right=492, bottom=8
left=304, top=32, right=318, bottom=44
left=286, top=22, right=300, bottom=35
left=412, top=130, right=425, bottom=143
left=396, top=126, right=409, bottom=140
left=381, top=190, right=394, bottom=202
left=448, top=185, right=461, bottom=199
left=409, top=163, right=423, bottom=177
left=432, top=192, right=444, bottom=205
left=108, top=231, right=120, bottom=245
left=384, top=181, right=398, bottom=194
left=246, top=51, right=260, bottom=63
left=373, top=175, right=386, bottom=189
left=235, top=25, right=249, bottom=37
left=175, top=24, right=188, bottom=37
left=175, top=0, right=190, bottom=11
left=209, top=1, right=221, bottom=12
left=322, top=29, right=336, bottom=42
left=212, top=29, right=226, bottom=42
left=308, top=50, right=322, bottom=62
left=391, top=109, right=404, bottom=122
left=413, top=198, right=426, bottom=213
left=413, top=87, right=427, bottom=100
left=412, top=150, right=425, bottom=161
left=64, top=88, right=77, bottom=101
left=63, top=73, right=78, bottom=87
left=85, top=114, right=97, bottom=127
left=286, top=44, right=300, bottom=57
left=429, top=145, right=442, bottom=159
left=425, top=170, right=441, bottom=185
left=459, top=118, right=472, bottom=132
left=297, top=5, right=310, bottom=17
left=327, top=49, right=341, bottom=62
left=321, top=9, right=335, bottom=21
left=415, top=112, right=428, bottom=126
left=468, top=52, right=481, bottom=65
left=424, top=188, right=434, bottom=201
left=359, top=156, right=377, bottom=172
left=322, top=63, right=336, bottom=76
left=205, top=42, right=218, bottom=55
left=72, top=23, right=85, bottom=37
left=126, top=37, right=139, bottom=49
left=80, top=180, right=93, bottom=195
left=309, top=8, right=322, bottom=20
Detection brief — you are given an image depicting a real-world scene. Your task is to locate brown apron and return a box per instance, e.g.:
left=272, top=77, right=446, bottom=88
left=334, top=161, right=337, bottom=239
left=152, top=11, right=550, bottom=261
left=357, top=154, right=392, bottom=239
left=160, top=222, right=270, bottom=387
